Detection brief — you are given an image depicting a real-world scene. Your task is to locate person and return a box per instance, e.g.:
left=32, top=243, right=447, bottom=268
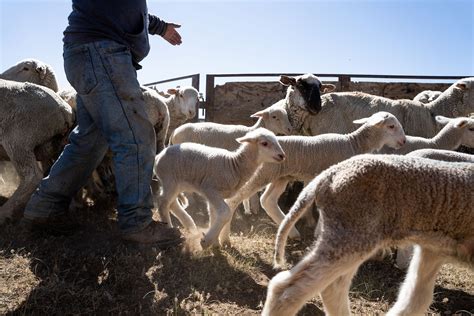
left=22, top=0, right=183, bottom=246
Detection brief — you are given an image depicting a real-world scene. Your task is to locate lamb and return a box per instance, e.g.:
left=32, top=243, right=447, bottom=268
left=379, top=115, right=474, bottom=155
left=0, top=79, right=74, bottom=222
left=222, top=111, right=406, bottom=243
left=170, top=103, right=294, bottom=215
left=158, top=86, right=199, bottom=143
left=413, top=90, right=442, bottom=104
left=393, top=148, right=474, bottom=269
left=170, top=103, right=293, bottom=147
left=265, top=154, right=473, bottom=316
left=1, top=59, right=59, bottom=92
left=408, top=148, right=474, bottom=162
left=153, top=128, right=286, bottom=248
left=286, top=77, right=474, bottom=138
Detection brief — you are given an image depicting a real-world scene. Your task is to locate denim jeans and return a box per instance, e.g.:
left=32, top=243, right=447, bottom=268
left=24, top=40, right=156, bottom=233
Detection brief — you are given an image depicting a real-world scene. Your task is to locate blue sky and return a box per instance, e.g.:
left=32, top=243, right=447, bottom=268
left=1, top=0, right=473, bottom=91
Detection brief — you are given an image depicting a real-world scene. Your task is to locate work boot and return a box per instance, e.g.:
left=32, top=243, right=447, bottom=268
left=20, top=212, right=78, bottom=236
left=121, top=220, right=183, bottom=247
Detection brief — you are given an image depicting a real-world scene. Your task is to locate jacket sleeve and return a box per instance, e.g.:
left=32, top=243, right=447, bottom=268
left=148, top=14, right=167, bottom=36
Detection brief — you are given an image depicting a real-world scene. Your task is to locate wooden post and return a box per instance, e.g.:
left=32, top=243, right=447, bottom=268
left=338, top=75, right=351, bottom=92
left=205, top=75, right=215, bottom=122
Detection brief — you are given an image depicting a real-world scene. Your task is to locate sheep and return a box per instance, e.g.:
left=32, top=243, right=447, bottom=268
left=222, top=111, right=406, bottom=243
left=0, top=59, right=58, bottom=92
left=170, top=103, right=293, bottom=215
left=170, top=103, right=294, bottom=147
left=413, top=90, right=442, bottom=104
left=0, top=79, right=74, bottom=222
left=392, top=148, right=474, bottom=269
left=286, top=77, right=474, bottom=138
left=379, top=115, right=474, bottom=155
left=158, top=86, right=199, bottom=143
left=408, top=148, right=474, bottom=162
left=153, top=128, right=286, bottom=248
left=265, top=154, right=473, bottom=316
left=271, top=74, right=336, bottom=133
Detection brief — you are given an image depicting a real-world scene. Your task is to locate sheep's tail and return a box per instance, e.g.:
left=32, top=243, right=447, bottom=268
left=274, top=177, right=320, bottom=268
left=177, top=193, right=189, bottom=209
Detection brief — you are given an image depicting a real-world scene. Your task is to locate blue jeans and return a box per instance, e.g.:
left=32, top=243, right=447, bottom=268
left=24, top=40, right=156, bottom=233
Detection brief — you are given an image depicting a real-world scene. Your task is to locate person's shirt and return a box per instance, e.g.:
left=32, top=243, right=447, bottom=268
left=63, top=0, right=167, bottom=69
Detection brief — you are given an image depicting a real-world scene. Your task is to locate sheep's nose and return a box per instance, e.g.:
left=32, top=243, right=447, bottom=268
left=278, top=154, right=286, bottom=161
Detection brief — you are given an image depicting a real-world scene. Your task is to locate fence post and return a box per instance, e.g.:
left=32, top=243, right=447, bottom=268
left=338, top=75, right=351, bottom=92
left=205, top=75, right=215, bottom=122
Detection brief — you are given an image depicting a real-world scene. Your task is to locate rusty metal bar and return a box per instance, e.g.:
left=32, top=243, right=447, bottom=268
left=205, top=75, right=216, bottom=122
left=205, top=73, right=469, bottom=80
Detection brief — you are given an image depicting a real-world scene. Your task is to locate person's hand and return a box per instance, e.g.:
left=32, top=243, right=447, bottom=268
left=162, top=23, right=182, bottom=46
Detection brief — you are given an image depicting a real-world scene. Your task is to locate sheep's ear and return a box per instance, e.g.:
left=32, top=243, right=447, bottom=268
left=454, top=119, right=468, bottom=128
left=167, top=88, right=179, bottom=95
left=279, top=75, right=297, bottom=86
left=353, top=117, right=368, bottom=125
left=236, top=135, right=256, bottom=144
left=455, top=82, right=468, bottom=91
left=435, top=115, right=451, bottom=126
left=251, top=109, right=269, bottom=119
left=320, top=84, right=336, bottom=93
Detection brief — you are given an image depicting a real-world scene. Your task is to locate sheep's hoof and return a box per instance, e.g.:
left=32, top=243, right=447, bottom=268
left=220, top=238, right=232, bottom=248
left=288, top=231, right=301, bottom=241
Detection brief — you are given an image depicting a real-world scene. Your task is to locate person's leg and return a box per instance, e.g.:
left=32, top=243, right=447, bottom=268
left=74, top=40, right=156, bottom=234
left=24, top=91, right=109, bottom=219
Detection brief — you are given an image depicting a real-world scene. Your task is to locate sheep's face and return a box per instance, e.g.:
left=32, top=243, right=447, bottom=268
left=280, top=74, right=335, bottom=115
left=251, top=107, right=294, bottom=135
left=435, top=115, right=474, bottom=148
left=168, top=87, right=199, bottom=119
left=236, top=128, right=286, bottom=163
left=2, top=59, right=44, bottom=84
left=454, top=77, right=474, bottom=111
left=454, top=117, right=474, bottom=148
left=354, top=112, right=406, bottom=150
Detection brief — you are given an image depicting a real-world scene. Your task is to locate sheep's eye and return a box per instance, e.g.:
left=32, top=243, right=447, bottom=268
left=272, top=115, right=277, bottom=119
left=469, top=127, right=474, bottom=132
left=388, top=125, right=395, bottom=129
left=261, top=141, right=268, bottom=147
left=23, top=67, right=29, bottom=71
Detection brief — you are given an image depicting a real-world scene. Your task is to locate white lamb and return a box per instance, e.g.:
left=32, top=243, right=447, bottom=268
left=265, top=154, right=473, bottom=316
left=221, top=111, right=406, bottom=243
left=285, top=77, right=474, bottom=138
left=170, top=103, right=293, bottom=215
left=379, top=115, right=474, bottom=155
left=153, top=128, right=286, bottom=248
left=0, top=79, right=74, bottom=221
left=413, top=90, right=442, bottom=104
left=0, top=59, right=59, bottom=92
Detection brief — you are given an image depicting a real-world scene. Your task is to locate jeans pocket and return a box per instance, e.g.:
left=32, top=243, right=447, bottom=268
left=63, top=45, right=98, bottom=95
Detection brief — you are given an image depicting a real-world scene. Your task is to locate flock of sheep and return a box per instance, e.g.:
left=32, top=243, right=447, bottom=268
left=0, top=59, right=473, bottom=315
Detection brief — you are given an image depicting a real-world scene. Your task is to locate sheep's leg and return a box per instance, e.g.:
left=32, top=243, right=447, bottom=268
left=260, top=179, right=301, bottom=239
left=302, top=180, right=317, bottom=227
left=201, top=191, right=232, bottom=248
left=170, top=199, right=197, bottom=231
left=0, top=146, right=42, bottom=222
left=395, top=245, right=414, bottom=269
left=320, top=266, right=359, bottom=316
left=263, top=239, right=370, bottom=316
left=387, top=246, right=444, bottom=316
left=221, top=176, right=268, bottom=244
left=155, top=182, right=179, bottom=228
left=242, top=199, right=251, bottom=215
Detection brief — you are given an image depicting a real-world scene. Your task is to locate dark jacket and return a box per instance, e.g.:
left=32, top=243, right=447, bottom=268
left=63, top=0, right=167, bottom=68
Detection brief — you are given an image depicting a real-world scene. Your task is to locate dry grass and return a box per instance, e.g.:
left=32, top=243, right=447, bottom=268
left=0, top=188, right=472, bottom=315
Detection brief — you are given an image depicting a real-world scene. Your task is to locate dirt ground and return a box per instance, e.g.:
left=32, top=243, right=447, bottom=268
left=0, top=182, right=473, bottom=315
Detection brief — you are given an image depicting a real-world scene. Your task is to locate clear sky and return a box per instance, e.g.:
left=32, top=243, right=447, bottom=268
left=1, top=0, right=473, bottom=91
